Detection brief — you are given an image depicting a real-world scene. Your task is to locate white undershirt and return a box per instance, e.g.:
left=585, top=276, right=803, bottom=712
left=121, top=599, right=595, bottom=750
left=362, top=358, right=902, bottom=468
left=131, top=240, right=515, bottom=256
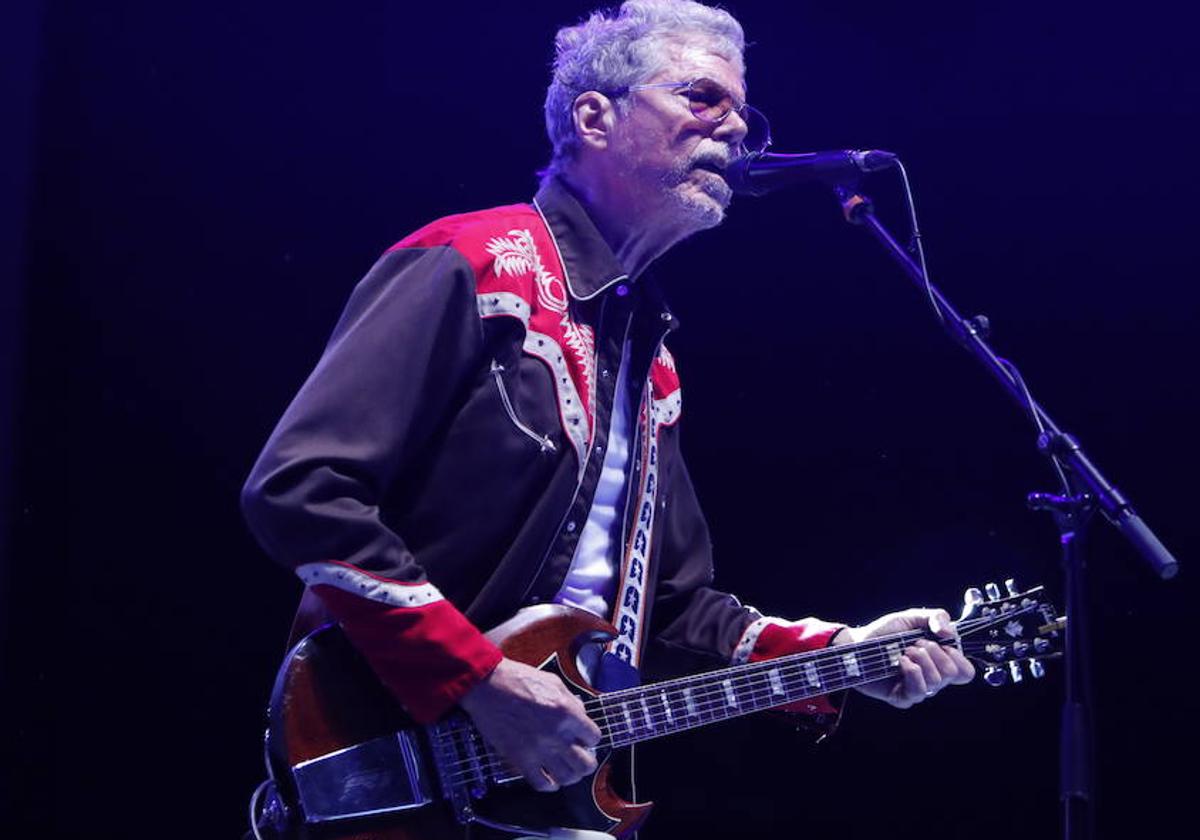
left=553, top=341, right=634, bottom=619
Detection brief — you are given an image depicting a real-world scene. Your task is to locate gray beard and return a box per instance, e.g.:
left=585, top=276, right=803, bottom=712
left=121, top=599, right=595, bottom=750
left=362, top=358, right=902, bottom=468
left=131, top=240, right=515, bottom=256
left=660, top=158, right=731, bottom=231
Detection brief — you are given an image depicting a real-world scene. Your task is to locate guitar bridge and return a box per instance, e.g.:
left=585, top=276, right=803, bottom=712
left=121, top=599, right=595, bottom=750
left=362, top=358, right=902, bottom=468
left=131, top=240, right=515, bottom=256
left=429, top=715, right=490, bottom=822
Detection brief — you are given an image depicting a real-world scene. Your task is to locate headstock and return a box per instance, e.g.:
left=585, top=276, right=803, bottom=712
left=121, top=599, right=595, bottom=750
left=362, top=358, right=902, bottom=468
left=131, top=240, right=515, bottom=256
left=957, top=579, right=1064, bottom=686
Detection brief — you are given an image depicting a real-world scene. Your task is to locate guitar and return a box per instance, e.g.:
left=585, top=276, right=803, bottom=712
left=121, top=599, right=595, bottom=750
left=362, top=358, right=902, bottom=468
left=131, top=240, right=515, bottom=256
left=253, top=581, right=1063, bottom=839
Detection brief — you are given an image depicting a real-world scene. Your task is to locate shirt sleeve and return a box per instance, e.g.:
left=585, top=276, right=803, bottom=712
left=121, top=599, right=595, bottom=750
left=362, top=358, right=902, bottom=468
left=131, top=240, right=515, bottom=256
left=240, top=245, right=502, bottom=724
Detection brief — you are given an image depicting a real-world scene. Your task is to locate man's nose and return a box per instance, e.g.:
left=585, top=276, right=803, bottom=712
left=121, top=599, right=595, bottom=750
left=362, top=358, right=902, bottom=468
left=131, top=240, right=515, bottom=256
left=712, top=108, right=749, bottom=150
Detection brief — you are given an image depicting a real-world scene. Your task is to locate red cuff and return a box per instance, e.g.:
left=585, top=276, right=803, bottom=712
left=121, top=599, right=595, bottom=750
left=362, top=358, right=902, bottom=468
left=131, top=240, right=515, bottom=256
left=313, top=583, right=503, bottom=724
left=748, top=619, right=846, bottom=715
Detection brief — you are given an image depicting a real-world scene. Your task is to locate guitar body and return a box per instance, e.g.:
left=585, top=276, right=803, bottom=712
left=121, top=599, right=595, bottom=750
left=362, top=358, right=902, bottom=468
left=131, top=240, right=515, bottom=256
left=267, top=604, right=653, bottom=839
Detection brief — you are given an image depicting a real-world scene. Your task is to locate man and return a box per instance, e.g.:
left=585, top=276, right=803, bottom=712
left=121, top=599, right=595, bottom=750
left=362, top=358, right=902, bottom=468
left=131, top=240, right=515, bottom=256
left=242, top=0, right=974, bottom=811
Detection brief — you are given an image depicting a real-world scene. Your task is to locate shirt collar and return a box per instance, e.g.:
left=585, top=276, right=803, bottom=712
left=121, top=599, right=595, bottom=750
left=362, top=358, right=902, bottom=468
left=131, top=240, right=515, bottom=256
left=533, top=177, right=630, bottom=301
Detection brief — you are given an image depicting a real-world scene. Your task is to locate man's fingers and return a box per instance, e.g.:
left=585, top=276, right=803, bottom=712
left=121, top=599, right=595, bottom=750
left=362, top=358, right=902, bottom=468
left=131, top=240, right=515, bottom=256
left=516, top=758, right=558, bottom=792
left=540, top=743, right=597, bottom=788
left=948, top=648, right=976, bottom=683
left=543, top=754, right=582, bottom=788
left=906, top=641, right=944, bottom=694
left=570, top=742, right=599, bottom=774
left=894, top=656, right=926, bottom=707
left=558, top=706, right=602, bottom=746
left=928, top=609, right=954, bottom=637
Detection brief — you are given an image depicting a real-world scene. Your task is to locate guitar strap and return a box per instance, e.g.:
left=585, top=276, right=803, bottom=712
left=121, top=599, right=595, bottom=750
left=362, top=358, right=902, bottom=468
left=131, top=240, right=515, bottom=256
left=600, top=390, right=661, bottom=691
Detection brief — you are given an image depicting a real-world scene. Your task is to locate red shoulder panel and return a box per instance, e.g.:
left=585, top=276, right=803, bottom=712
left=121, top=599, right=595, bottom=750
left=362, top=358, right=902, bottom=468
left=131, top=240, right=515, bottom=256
left=390, top=203, right=596, bottom=466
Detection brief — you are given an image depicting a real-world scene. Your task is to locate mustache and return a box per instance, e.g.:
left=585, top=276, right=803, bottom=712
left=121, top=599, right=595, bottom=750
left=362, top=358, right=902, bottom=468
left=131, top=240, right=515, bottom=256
left=688, top=147, right=735, bottom=171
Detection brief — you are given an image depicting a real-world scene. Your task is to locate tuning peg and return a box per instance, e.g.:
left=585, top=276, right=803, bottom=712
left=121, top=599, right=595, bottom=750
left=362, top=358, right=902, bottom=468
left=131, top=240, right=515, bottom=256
left=1029, top=660, right=1046, bottom=679
left=983, top=666, right=1008, bottom=687
left=1005, top=578, right=1019, bottom=597
left=961, top=587, right=984, bottom=619
left=984, top=643, right=1007, bottom=662
left=1008, top=661, right=1023, bottom=683
left=1034, top=638, right=1051, bottom=654
left=985, top=582, right=1002, bottom=601
left=1012, top=641, right=1030, bottom=658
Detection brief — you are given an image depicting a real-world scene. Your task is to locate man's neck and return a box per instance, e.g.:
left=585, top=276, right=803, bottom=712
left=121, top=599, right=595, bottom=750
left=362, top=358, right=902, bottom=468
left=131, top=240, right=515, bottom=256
left=560, top=171, right=692, bottom=281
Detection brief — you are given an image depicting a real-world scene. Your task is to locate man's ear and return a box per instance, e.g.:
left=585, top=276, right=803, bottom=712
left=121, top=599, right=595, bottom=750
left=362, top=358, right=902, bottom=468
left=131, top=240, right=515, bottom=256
left=572, top=91, right=617, bottom=152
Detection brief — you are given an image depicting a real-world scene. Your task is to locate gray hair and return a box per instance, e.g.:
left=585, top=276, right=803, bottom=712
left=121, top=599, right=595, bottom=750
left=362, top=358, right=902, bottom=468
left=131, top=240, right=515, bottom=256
left=541, top=0, right=746, bottom=181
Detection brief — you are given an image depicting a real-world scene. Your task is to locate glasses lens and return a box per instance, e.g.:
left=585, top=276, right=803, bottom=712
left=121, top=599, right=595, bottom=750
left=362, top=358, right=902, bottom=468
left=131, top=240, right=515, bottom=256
left=741, top=105, right=772, bottom=155
left=684, top=79, right=771, bottom=155
left=685, top=78, right=735, bottom=122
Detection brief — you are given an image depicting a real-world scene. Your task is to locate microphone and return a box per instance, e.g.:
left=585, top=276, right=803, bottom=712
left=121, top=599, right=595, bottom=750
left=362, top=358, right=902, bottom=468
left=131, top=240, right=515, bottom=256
left=726, top=149, right=898, bottom=196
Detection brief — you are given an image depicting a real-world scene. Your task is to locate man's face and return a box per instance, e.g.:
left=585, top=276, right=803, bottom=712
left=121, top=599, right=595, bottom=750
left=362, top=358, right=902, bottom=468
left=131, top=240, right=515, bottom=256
left=608, top=40, right=749, bottom=232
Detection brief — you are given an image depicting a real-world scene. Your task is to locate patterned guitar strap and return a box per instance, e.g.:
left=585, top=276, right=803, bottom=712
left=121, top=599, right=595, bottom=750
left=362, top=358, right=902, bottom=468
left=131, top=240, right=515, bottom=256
left=595, top=390, right=660, bottom=694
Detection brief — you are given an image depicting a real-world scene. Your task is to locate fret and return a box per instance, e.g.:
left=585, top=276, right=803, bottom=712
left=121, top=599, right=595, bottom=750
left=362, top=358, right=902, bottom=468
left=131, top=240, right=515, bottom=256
left=621, top=701, right=635, bottom=736
left=597, top=697, right=621, bottom=747
left=666, top=688, right=689, bottom=729
left=721, top=678, right=739, bottom=709
left=842, top=650, right=862, bottom=678
left=802, top=661, right=823, bottom=691
left=779, top=660, right=809, bottom=700
left=820, top=650, right=847, bottom=692
left=639, top=696, right=656, bottom=734
left=699, top=681, right=723, bottom=724
left=731, top=673, right=754, bottom=714
left=743, top=668, right=775, bottom=712
left=766, top=666, right=786, bottom=699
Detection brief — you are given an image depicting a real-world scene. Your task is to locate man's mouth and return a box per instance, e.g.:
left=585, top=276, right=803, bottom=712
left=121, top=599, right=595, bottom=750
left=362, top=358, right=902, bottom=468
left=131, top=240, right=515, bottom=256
left=692, top=159, right=727, bottom=178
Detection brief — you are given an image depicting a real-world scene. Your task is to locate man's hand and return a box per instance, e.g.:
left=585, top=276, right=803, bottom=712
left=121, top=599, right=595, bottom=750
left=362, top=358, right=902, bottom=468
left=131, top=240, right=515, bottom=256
left=833, top=608, right=976, bottom=709
left=459, top=658, right=601, bottom=792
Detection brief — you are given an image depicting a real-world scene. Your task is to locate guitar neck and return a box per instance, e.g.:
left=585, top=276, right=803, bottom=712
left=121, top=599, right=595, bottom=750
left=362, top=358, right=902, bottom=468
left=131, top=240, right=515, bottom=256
left=459, top=599, right=1053, bottom=788
left=590, top=629, right=933, bottom=749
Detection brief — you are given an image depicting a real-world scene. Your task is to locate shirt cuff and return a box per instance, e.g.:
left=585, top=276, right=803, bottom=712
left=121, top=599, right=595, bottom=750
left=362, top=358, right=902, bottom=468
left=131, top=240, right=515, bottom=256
left=300, top=561, right=504, bottom=723
left=732, top=616, right=846, bottom=715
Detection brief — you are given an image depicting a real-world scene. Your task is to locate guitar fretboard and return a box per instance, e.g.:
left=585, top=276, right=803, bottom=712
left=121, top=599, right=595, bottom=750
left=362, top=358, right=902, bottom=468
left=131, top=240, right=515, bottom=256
left=589, top=629, right=931, bottom=748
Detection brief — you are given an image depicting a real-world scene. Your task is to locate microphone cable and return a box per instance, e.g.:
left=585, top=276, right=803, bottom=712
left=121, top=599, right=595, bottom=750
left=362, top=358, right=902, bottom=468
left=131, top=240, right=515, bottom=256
left=893, top=157, right=1071, bottom=495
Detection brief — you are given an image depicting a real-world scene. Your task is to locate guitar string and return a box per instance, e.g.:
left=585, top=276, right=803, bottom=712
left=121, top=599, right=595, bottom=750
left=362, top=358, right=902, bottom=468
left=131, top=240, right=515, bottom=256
left=438, top=646, right=920, bottom=786
left=442, top=648, right=1016, bottom=788
left=440, top=642, right=1005, bottom=788
left=436, top=609, right=1049, bottom=785
left=570, top=608, right=1037, bottom=724
left=574, top=605, right=1041, bottom=709
left=434, top=619, right=1041, bottom=787
left=436, top=608, right=1050, bottom=784
left=438, top=634, right=1028, bottom=786
left=438, top=611, right=1046, bottom=786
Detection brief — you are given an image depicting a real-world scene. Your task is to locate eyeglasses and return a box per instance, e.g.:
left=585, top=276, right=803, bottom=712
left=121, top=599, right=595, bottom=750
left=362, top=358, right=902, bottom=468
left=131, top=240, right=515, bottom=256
left=610, top=77, right=773, bottom=156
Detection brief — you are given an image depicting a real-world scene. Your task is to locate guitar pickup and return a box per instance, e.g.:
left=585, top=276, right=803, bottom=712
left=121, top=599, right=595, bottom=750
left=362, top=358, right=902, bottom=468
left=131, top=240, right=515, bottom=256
left=291, top=731, right=434, bottom=823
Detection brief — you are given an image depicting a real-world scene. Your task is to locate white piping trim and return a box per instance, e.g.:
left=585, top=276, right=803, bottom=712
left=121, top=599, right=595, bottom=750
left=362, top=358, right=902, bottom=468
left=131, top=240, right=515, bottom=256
left=296, top=562, right=443, bottom=608
left=731, top=615, right=793, bottom=665
left=478, top=293, right=589, bottom=471
left=477, top=291, right=531, bottom=326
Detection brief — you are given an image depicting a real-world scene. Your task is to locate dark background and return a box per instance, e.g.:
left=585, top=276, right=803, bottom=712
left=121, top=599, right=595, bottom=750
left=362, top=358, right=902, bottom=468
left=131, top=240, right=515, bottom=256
left=5, top=1, right=1196, bottom=837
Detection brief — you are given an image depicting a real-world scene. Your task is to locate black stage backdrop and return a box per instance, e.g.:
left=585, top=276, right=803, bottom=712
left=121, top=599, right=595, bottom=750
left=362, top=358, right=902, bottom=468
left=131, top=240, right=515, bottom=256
left=7, top=1, right=1197, bottom=838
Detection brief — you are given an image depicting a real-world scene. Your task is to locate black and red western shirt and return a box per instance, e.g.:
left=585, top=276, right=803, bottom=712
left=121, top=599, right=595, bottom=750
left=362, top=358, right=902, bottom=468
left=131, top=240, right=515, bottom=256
left=241, top=177, right=843, bottom=724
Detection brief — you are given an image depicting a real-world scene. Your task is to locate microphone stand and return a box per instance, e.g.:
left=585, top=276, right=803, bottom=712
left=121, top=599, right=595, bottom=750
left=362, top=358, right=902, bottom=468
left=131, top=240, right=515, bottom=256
left=831, top=184, right=1179, bottom=840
